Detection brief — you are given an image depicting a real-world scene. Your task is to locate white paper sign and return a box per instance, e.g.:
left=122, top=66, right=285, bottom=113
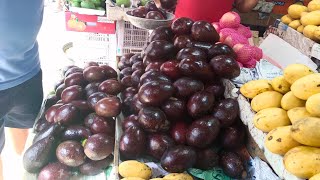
left=259, top=34, right=318, bottom=71
left=311, top=43, right=320, bottom=60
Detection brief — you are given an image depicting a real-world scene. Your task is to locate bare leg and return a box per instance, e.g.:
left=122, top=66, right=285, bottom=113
left=6, top=128, right=29, bottom=155
left=0, top=156, right=3, bottom=180
left=57, top=0, right=63, bottom=9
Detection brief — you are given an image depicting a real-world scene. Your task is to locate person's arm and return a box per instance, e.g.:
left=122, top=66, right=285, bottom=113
left=153, top=0, right=161, bottom=7
left=235, top=0, right=258, bottom=13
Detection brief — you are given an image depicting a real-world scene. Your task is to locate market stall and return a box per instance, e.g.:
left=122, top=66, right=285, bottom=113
left=21, top=0, right=320, bottom=179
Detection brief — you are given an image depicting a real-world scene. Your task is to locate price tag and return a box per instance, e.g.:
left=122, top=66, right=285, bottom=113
left=311, top=43, right=320, bottom=60
left=97, top=16, right=114, bottom=23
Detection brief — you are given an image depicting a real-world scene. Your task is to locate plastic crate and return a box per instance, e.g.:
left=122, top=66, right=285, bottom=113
left=106, top=5, right=132, bottom=21
left=64, top=32, right=118, bottom=69
left=116, top=20, right=150, bottom=56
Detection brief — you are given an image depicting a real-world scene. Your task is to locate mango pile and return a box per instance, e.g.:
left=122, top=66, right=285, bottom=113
left=119, top=160, right=193, bottom=180
left=240, top=64, right=320, bottom=179
left=281, top=1, right=320, bottom=42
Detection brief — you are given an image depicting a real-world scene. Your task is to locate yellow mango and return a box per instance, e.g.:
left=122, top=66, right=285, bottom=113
left=310, top=173, right=320, bottom=180
left=240, top=79, right=273, bottom=99
left=287, top=107, right=312, bottom=124
left=251, top=91, right=283, bottom=112
left=281, top=91, right=306, bottom=110
left=271, top=76, right=291, bottom=94
left=119, top=160, right=152, bottom=179
left=297, top=25, right=305, bottom=33
left=306, top=93, right=320, bottom=117
left=291, top=73, right=320, bottom=100
left=308, top=0, right=320, bottom=11
left=288, top=4, right=308, bottom=19
left=314, top=26, right=320, bottom=41
left=253, top=107, right=290, bottom=132
left=284, top=146, right=320, bottom=178
left=304, top=25, right=319, bottom=40
left=291, top=117, right=320, bottom=147
left=301, top=11, right=309, bottom=17
left=281, top=14, right=293, bottom=25
left=164, top=173, right=193, bottom=180
left=265, top=126, right=301, bottom=155
left=301, top=11, right=320, bottom=26
left=283, top=64, right=314, bottom=84
left=289, top=20, right=301, bottom=29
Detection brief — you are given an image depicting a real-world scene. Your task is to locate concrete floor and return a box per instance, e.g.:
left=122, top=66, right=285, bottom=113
left=38, top=7, right=75, bottom=96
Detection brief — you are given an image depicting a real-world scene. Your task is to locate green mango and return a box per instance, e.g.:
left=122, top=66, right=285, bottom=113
left=140, top=0, right=149, bottom=6
left=116, top=0, right=131, bottom=7
left=71, top=1, right=81, bottom=7
left=81, top=0, right=96, bottom=9
left=91, top=0, right=102, bottom=6
left=96, top=6, right=106, bottom=10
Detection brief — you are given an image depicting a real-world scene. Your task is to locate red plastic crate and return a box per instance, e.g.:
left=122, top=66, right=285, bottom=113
left=65, top=11, right=116, bottom=34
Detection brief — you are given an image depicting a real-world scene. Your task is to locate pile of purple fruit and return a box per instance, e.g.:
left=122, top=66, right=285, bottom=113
left=118, top=17, right=248, bottom=179
left=127, top=1, right=171, bottom=20
left=23, top=63, right=121, bottom=179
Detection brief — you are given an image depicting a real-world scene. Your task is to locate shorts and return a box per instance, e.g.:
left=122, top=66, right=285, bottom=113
left=0, top=70, right=43, bottom=152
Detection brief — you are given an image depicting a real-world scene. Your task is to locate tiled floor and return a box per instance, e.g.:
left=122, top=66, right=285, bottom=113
left=2, top=5, right=73, bottom=179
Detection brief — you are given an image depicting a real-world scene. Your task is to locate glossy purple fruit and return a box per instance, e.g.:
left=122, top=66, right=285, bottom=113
left=138, top=107, right=170, bottom=132
left=138, top=81, right=175, bottom=106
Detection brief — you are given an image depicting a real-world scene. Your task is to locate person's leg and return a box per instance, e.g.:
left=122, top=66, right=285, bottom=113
left=0, top=157, right=3, bottom=180
left=54, top=0, right=63, bottom=12
left=0, top=86, right=15, bottom=180
left=0, top=122, right=5, bottom=180
left=6, top=128, right=29, bottom=155
left=5, top=71, right=43, bottom=155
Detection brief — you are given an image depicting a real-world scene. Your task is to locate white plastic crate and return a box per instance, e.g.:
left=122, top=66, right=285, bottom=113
left=65, top=32, right=118, bottom=69
left=106, top=5, right=132, bottom=21
left=73, top=32, right=116, bottom=49
left=116, top=20, right=150, bottom=56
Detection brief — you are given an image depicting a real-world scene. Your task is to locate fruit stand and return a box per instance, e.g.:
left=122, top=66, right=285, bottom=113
left=21, top=0, right=320, bottom=179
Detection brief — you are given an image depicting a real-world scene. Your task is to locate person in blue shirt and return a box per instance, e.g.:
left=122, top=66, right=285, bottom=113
left=0, top=0, right=44, bottom=177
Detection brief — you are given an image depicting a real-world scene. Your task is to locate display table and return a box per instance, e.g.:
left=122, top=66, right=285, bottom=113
left=238, top=95, right=302, bottom=180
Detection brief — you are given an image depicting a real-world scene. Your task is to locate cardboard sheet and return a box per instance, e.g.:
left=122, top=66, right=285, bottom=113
left=259, top=34, right=318, bottom=71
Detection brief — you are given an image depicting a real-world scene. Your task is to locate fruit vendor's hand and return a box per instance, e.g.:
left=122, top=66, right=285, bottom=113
left=235, top=0, right=259, bottom=12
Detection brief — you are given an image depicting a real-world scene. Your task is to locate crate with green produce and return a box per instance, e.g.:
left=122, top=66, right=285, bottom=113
left=106, top=0, right=150, bottom=21
left=67, top=0, right=106, bottom=15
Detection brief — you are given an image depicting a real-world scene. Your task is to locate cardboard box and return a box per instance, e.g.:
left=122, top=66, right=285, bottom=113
left=238, top=11, right=277, bottom=28
left=106, top=5, right=132, bottom=21
left=265, top=20, right=320, bottom=70
left=265, top=0, right=293, bottom=15
left=65, top=11, right=116, bottom=34
left=263, top=0, right=311, bottom=15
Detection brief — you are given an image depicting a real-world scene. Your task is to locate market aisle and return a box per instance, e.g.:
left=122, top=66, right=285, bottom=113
left=37, top=7, right=74, bottom=96
left=1, top=6, right=72, bottom=180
